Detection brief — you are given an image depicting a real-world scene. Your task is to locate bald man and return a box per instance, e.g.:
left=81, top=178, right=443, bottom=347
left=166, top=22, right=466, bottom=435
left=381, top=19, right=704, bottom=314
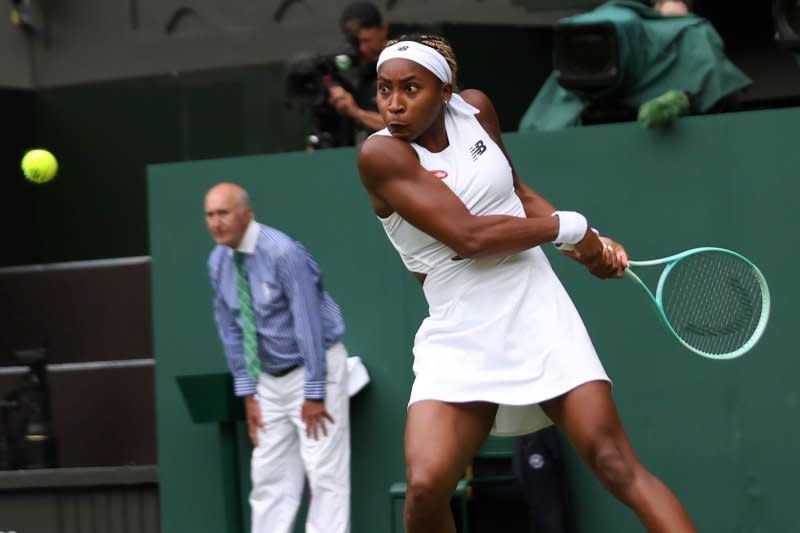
left=205, top=182, right=350, bottom=533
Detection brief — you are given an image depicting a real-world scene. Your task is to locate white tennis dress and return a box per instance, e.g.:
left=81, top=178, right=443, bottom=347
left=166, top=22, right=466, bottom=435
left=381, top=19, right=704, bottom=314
left=374, top=106, right=610, bottom=436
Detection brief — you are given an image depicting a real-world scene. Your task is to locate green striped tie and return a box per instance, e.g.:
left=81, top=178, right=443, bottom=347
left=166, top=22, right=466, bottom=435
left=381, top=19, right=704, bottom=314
left=235, top=252, right=261, bottom=381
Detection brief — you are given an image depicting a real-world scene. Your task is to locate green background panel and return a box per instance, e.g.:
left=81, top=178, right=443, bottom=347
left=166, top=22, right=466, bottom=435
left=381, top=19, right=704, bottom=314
left=150, top=108, right=798, bottom=533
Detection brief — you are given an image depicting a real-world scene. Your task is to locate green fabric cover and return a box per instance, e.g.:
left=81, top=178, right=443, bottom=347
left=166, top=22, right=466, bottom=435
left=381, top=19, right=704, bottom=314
left=518, top=0, right=752, bottom=132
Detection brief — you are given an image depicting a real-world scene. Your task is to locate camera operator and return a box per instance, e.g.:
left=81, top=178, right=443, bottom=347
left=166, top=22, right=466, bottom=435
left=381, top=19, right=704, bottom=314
left=518, top=0, right=751, bottom=131
left=327, top=2, right=390, bottom=142
left=634, top=0, right=694, bottom=128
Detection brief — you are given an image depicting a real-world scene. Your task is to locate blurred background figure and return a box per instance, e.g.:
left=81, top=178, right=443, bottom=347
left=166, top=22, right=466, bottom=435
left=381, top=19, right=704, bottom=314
left=328, top=2, right=390, bottom=143
left=283, top=3, right=390, bottom=151
left=205, top=182, right=351, bottom=533
left=518, top=0, right=751, bottom=131
left=636, top=0, right=693, bottom=128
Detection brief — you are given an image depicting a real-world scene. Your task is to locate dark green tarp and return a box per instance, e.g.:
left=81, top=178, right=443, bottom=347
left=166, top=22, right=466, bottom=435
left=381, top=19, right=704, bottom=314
left=518, top=0, right=752, bottom=131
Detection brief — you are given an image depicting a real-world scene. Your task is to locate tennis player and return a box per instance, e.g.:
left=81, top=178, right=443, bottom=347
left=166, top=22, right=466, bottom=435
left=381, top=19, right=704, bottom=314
left=356, top=34, right=697, bottom=532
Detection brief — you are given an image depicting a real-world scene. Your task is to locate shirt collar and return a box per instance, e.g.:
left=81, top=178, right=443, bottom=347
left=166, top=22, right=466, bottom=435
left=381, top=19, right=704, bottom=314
left=229, top=219, right=259, bottom=256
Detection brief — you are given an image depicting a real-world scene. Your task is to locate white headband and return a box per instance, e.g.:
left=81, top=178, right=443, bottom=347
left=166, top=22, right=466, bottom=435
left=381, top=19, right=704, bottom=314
left=376, top=40, right=479, bottom=116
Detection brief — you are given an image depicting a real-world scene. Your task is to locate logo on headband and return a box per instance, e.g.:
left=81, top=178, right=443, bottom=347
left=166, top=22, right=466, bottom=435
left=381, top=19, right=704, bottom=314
left=397, top=45, right=408, bottom=51
left=430, top=169, right=448, bottom=180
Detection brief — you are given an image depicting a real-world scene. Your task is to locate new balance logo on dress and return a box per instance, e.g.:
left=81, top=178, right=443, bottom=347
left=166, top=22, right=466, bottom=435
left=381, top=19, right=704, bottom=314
left=469, top=140, right=487, bottom=161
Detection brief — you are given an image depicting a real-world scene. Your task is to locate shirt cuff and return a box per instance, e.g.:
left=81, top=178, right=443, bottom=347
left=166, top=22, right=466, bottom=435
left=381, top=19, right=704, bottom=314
left=234, top=375, right=258, bottom=397
left=304, top=380, right=327, bottom=400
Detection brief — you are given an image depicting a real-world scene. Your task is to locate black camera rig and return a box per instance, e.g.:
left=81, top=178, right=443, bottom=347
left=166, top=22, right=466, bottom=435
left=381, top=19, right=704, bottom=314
left=285, top=47, right=362, bottom=150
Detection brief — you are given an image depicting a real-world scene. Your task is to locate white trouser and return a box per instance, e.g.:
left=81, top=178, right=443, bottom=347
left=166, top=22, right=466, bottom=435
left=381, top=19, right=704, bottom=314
left=250, top=342, right=351, bottom=533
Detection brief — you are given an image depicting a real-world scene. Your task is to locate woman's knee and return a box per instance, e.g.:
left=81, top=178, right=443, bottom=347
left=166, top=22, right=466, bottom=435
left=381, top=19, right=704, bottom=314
left=405, top=463, right=453, bottom=510
left=587, top=438, right=637, bottom=492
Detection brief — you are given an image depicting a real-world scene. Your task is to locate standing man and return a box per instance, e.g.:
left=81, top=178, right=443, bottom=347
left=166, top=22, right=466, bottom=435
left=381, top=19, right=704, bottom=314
left=328, top=2, right=390, bottom=141
left=205, top=182, right=350, bottom=533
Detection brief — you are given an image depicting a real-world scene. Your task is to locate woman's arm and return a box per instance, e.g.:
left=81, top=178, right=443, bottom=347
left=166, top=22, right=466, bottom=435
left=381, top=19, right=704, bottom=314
left=357, top=134, right=561, bottom=260
left=462, top=89, right=626, bottom=276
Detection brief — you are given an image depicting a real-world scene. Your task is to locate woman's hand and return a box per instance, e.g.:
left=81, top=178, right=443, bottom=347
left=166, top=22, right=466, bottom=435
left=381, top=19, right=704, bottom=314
left=563, top=233, right=628, bottom=279
left=594, top=237, right=629, bottom=278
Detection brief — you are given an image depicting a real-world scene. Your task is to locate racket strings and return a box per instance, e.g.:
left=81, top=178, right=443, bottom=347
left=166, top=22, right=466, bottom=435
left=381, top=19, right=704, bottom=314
left=662, top=252, right=763, bottom=355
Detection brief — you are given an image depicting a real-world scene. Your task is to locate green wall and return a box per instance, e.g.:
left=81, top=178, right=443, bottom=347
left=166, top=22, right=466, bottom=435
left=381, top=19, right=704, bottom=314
left=150, top=108, right=799, bottom=533
left=506, top=110, right=798, bottom=532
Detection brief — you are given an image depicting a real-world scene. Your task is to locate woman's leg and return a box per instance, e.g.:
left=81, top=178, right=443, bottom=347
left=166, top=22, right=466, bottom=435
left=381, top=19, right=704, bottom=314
left=403, top=400, right=498, bottom=533
left=541, top=381, right=696, bottom=533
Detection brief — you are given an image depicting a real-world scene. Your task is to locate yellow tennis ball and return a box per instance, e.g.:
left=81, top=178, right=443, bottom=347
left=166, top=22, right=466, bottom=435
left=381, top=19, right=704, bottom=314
left=21, top=149, right=59, bottom=184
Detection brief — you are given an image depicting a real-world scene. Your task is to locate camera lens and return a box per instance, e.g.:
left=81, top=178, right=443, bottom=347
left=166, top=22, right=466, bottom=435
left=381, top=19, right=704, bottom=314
left=564, top=33, right=614, bottom=76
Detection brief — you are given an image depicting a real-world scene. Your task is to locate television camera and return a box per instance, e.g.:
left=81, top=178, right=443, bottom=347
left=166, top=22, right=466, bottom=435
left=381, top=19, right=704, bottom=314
left=285, top=44, right=362, bottom=150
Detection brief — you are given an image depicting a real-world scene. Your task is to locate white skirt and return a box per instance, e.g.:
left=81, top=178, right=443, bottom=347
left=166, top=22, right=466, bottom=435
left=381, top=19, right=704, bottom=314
left=409, top=247, right=610, bottom=436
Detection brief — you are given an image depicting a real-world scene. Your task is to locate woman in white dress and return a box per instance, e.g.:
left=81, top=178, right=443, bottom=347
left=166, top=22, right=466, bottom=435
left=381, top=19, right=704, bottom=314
left=356, top=34, right=696, bottom=533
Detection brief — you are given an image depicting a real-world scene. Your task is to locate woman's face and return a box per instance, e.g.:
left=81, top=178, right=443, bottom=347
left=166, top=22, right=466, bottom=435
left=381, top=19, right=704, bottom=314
left=376, top=58, right=452, bottom=142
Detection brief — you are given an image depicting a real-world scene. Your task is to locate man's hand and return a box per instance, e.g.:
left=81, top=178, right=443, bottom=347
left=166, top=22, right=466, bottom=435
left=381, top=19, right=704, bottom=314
left=245, top=395, right=264, bottom=447
left=328, top=86, right=358, bottom=118
left=328, top=85, right=386, bottom=132
left=301, top=399, right=335, bottom=440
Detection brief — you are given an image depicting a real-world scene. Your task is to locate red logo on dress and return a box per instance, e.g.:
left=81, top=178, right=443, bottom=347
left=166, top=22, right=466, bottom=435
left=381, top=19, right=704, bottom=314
left=430, top=170, right=449, bottom=179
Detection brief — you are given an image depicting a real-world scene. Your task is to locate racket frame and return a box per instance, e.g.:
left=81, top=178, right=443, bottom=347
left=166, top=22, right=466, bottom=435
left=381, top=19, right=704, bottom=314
left=624, top=247, right=770, bottom=360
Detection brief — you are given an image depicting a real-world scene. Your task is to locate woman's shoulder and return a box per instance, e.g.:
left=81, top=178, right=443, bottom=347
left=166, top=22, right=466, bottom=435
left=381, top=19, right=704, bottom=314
left=459, top=89, right=494, bottom=114
left=357, top=133, right=418, bottom=181
left=458, top=89, right=502, bottom=139
left=359, top=132, right=414, bottom=161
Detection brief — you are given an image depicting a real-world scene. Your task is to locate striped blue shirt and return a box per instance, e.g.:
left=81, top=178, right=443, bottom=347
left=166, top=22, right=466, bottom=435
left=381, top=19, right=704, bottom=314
left=208, top=221, right=345, bottom=399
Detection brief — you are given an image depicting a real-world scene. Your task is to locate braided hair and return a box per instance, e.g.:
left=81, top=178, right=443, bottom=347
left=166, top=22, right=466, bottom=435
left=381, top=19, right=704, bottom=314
left=384, top=34, right=460, bottom=91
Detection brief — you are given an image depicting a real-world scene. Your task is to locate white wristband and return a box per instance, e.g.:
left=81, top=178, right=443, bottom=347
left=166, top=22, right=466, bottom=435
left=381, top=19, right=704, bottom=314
left=551, top=211, right=588, bottom=246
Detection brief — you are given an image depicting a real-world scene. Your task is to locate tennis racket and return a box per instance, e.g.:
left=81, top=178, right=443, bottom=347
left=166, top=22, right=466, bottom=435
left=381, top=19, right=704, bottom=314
left=624, top=247, right=770, bottom=360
